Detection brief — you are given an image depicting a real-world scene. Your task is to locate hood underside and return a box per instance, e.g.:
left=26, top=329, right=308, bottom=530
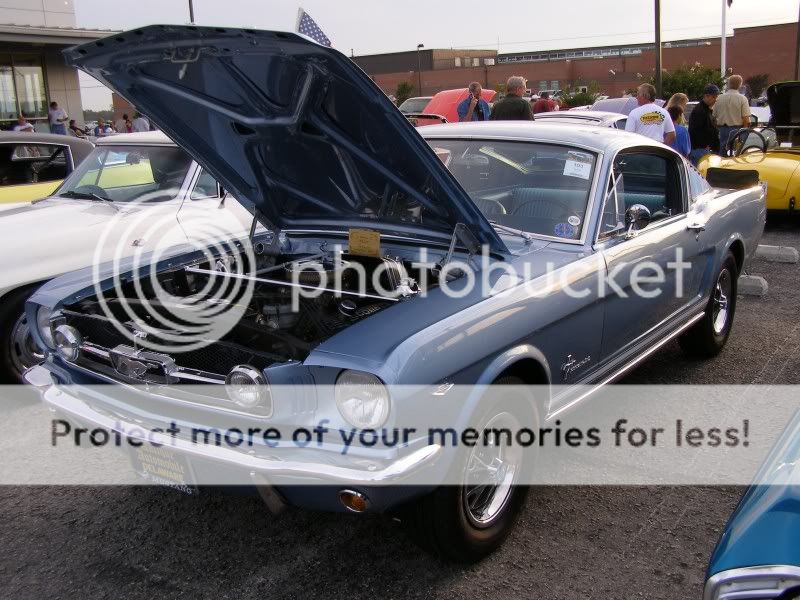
left=64, top=25, right=506, bottom=253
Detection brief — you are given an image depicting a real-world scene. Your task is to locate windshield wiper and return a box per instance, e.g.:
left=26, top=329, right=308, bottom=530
left=58, top=190, right=119, bottom=211
left=489, top=221, right=534, bottom=244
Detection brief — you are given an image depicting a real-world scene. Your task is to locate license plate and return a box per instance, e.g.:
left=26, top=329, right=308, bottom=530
left=130, top=443, right=199, bottom=496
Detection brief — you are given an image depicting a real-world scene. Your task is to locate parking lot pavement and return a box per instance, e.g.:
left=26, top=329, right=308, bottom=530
left=0, top=224, right=797, bottom=600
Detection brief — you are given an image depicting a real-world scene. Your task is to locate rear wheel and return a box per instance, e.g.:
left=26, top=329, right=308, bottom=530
left=678, top=252, right=738, bottom=358
left=401, top=376, right=537, bottom=562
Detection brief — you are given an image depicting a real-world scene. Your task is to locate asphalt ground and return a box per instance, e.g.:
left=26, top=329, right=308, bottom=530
left=1, top=220, right=798, bottom=599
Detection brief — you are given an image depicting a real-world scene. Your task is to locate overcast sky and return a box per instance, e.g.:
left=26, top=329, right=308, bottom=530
left=74, top=0, right=799, bottom=110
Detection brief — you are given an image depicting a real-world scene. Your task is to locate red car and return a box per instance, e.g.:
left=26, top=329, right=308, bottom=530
left=406, top=87, right=496, bottom=127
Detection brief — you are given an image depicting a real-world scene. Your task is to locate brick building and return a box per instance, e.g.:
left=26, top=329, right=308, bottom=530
left=362, top=22, right=798, bottom=99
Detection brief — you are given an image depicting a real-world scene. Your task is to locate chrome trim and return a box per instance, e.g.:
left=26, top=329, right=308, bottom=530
left=549, top=311, right=705, bottom=419
left=338, top=489, right=370, bottom=512
left=704, top=565, right=800, bottom=600
left=54, top=324, right=81, bottom=362
left=183, top=266, right=400, bottom=302
left=41, top=386, right=443, bottom=485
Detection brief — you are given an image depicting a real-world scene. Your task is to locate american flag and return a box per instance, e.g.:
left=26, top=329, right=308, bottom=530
left=296, top=8, right=331, bottom=47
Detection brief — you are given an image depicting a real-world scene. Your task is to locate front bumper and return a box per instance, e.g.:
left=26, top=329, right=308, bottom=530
left=26, top=365, right=443, bottom=511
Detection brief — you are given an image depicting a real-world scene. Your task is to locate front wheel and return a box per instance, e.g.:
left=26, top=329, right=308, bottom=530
left=678, top=251, right=738, bottom=358
left=0, top=287, right=44, bottom=383
left=401, top=376, right=537, bottom=562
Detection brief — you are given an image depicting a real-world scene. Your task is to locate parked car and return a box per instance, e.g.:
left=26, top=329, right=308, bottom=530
left=533, top=110, right=627, bottom=129
left=590, top=96, right=665, bottom=115
left=0, top=132, right=93, bottom=204
left=412, top=87, right=496, bottom=126
left=25, top=25, right=766, bottom=562
left=697, top=81, right=800, bottom=211
left=0, top=130, right=252, bottom=382
left=703, top=411, right=800, bottom=600
left=397, top=96, right=432, bottom=115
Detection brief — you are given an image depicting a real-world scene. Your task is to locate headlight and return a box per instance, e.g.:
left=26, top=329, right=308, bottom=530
left=54, top=325, right=81, bottom=362
left=335, top=370, right=390, bottom=429
left=35, top=306, right=55, bottom=349
left=225, top=365, right=270, bottom=412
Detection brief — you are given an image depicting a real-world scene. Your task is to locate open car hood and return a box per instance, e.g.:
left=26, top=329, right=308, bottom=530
left=766, top=82, right=800, bottom=127
left=64, top=25, right=506, bottom=254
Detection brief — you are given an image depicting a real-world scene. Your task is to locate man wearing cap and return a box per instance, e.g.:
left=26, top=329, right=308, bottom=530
left=713, top=75, right=751, bottom=155
left=688, top=84, right=720, bottom=165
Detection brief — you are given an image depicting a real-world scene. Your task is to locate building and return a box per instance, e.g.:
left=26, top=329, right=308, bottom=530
left=363, top=22, right=798, bottom=99
left=0, top=1, right=115, bottom=131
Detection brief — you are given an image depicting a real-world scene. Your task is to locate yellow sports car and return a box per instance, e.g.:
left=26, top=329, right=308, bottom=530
left=698, top=82, right=798, bottom=211
left=0, top=132, right=93, bottom=204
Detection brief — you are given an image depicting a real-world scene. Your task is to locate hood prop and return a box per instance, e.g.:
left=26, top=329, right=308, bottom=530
left=434, top=222, right=481, bottom=276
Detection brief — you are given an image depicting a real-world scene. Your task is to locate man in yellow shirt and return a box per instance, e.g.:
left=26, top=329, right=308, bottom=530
left=713, top=75, right=751, bottom=155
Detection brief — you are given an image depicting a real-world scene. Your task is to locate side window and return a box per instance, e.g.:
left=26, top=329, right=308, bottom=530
left=599, top=150, right=686, bottom=238
left=190, top=168, right=220, bottom=200
left=687, top=164, right=710, bottom=202
left=615, top=118, right=627, bottom=130
left=2, top=144, right=67, bottom=185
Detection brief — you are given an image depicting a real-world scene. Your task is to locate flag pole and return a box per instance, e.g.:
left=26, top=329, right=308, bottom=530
left=721, top=0, right=727, bottom=78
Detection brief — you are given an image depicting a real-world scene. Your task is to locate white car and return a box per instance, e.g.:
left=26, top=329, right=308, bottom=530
left=0, top=131, right=253, bottom=381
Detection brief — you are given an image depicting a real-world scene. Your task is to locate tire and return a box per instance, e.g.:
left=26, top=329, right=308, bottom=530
left=0, top=286, right=44, bottom=383
left=678, top=251, right=738, bottom=359
left=401, top=376, right=538, bottom=563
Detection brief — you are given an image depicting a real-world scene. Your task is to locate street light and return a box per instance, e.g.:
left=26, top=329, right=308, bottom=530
left=416, top=44, right=424, bottom=96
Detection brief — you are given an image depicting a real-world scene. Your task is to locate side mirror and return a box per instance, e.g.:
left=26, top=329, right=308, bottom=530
left=625, top=204, right=651, bottom=238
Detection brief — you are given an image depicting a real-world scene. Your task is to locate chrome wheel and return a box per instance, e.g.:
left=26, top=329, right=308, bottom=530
left=712, top=269, right=732, bottom=335
left=462, top=411, right=522, bottom=527
left=8, top=311, right=44, bottom=378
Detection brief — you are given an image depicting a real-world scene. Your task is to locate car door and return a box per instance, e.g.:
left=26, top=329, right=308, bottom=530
left=595, top=146, right=711, bottom=362
left=176, top=166, right=254, bottom=244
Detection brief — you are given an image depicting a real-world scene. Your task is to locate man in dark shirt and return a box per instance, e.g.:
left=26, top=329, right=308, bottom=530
left=688, top=84, right=720, bottom=165
left=490, top=76, right=534, bottom=121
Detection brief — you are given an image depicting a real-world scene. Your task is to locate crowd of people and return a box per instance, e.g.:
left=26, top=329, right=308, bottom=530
left=9, top=102, right=153, bottom=139
left=456, top=74, right=753, bottom=165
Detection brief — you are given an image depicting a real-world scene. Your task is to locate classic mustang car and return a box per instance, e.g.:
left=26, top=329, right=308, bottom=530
left=698, top=82, right=800, bottom=211
left=704, top=413, right=800, bottom=600
left=533, top=110, right=627, bottom=129
left=0, top=132, right=93, bottom=204
left=0, top=130, right=252, bottom=382
left=24, top=25, right=765, bottom=562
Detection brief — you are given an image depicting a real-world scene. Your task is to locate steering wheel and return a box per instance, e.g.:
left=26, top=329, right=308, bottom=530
left=729, top=129, right=767, bottom=156
left=74, top=184, right=108, bottom=197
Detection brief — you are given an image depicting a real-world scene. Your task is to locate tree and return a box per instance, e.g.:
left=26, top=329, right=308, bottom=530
left=649, top=63, right=725, bottom=101
left=561, top=81, right=601, bottom=108
left=83, top=108, right=115, bottom=123
left=395, top=82, right=415, bottom=106
left=744, top=74, right=769, bottom=99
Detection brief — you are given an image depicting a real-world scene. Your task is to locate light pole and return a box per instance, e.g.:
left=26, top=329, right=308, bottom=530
left=654, top=0, right=662, bottom=98
left=416, top=44, right=424, bottom=95
left=188, top=0, right=195, bottom=24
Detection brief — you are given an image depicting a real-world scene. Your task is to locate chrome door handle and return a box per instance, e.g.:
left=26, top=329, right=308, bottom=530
left=687, top=222, right=705, bottom=232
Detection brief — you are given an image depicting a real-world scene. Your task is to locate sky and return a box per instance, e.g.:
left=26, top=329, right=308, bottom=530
left=74, top=0, right=800, bottom=110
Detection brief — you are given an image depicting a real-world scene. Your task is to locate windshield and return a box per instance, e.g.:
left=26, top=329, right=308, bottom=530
left=398, top=97, right=431, bottom=114
left=428, top=140, right=597, bottom=240
left=57, top=145, right=193, bottom=203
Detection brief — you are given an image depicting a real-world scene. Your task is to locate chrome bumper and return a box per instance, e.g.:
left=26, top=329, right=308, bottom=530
left=30, top=368, right=442, bottom=486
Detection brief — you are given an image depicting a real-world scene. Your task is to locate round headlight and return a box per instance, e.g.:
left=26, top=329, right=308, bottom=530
left=225, top=365, right=268, bottom=409
left=53, top=324, right=81, bottom=362
left=36, top=306, right=55, bottom=349
left=335, top=370, right=390, bottom=429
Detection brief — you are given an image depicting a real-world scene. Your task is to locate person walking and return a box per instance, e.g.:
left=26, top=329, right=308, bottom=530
left=457, top=82, right=491, bottom=122
left=131, top=112, right=150, bottom=132
left=688, top=84, right=720, bottom=165
left=48, top=101, right=68, bottom=135
left=531, top=91, right=557, bottom=114
left=490, top=76, right=533, bottom=121
left=625, top=83, right=675, bottom=145
left=713, top=74, right=751, bottom=154
left=667, top=106, right=690, bottom=157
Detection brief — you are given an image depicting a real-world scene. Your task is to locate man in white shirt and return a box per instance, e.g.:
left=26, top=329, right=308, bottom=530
left=48, top=101, right=68, bottom=135
left=625, top=83, right=676, bottom=146
left=131, top=112, right=150, bottom=132
left=12, top=115, right=34, bottom=132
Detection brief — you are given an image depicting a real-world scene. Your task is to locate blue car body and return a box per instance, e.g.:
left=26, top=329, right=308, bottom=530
left=24, top=25, right=767, bottom=517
